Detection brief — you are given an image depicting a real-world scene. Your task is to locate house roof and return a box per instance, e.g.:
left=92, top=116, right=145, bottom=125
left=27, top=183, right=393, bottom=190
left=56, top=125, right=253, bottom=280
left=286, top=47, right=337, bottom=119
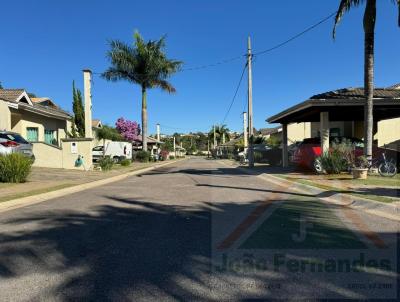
left=134, top=135, right=163, bottom=144
left=257, top=127, right=281, bottom=136
left=0, top=89, right=71, bottom=120
left=267, top=86, right=400, bottom=124
left=310, top=87, right=400, bottom=100
left=31, top=97, right=58, bottom=108
left=387, top=83, right=400, bottom=90
left=0, top=89, right=26, bottom=102
left=92, top=119, right=102, bottom=128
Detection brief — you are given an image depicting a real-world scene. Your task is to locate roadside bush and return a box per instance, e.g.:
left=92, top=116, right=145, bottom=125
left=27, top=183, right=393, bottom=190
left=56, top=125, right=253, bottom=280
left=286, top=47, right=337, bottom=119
left=120, top=159, right=131, bottom=166
left=160, top=150, right=169, bottom=161
left=0, top=153, right=32, bottom=183
left=318, top=151, right=347, bottom=174
left=135, top=151, right=151, bottom=162
left=99, top=156, right=114, bottom=171
left=169, top=155, right=175, bottom=160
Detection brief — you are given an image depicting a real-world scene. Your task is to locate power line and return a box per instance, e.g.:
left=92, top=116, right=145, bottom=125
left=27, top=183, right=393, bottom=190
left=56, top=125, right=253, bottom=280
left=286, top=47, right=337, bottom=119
left=181, top=55, right=244, bottom=72
left=253, top=11, right=337, bottom=56
left=221, top=63, right=247, bottom=125
left=90, top=11, right=335, bottom=76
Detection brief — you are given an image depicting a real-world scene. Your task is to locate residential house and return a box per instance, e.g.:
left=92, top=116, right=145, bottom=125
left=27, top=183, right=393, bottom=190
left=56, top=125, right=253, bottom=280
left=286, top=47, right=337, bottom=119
left=0, top=89, right=72, bottom=145
left=267, top=84, right=400, bottom=166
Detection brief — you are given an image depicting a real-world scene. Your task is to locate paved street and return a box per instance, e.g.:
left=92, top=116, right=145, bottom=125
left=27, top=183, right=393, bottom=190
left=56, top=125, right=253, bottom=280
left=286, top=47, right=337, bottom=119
left=0, top=158, right=398, bottom=301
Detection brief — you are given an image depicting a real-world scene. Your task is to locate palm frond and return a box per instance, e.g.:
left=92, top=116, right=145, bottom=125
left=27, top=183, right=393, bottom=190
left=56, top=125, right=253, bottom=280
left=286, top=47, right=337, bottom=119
left=152, top=79, right=176, bottom=93
left=333, top=0, right=365, bottom=38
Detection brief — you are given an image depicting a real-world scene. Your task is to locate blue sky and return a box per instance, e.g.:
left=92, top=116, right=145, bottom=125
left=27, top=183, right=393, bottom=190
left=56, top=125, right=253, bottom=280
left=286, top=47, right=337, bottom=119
left=1, top=0, right=399, bottom=134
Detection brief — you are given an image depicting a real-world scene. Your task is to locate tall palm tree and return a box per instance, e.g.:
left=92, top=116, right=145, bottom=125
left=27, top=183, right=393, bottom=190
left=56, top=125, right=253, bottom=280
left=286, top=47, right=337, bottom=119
left=102, top=32, right=182, bottom=151
left=208, top=124, right=230, bottom=146
left=333, top=0, right=400, bottom=161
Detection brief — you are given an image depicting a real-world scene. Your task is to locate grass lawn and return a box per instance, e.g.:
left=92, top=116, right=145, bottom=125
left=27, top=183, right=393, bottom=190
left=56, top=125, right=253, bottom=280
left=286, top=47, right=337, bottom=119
left=0, top=183, right=75, bottom=203
left=0, top=160, right=172, bottom=203
left=325, top=173, right=400, bottom=187
left=276, top=175, right=399, bottom=203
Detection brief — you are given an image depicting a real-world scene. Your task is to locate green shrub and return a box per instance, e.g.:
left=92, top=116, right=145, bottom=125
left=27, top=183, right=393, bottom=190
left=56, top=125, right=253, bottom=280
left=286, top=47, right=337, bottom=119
left=98, top=156, right=114, bottom=171
left=0, top=153, right=32, bottom=183
left=160, top=150, right=169, bottom=161
left=135, top=151, right=151, bottom=162
left=120, top=159, right=131, bottom=166
left=318, top=151, right=347, bottom=174
left=169, top=155, right=175, bottom=160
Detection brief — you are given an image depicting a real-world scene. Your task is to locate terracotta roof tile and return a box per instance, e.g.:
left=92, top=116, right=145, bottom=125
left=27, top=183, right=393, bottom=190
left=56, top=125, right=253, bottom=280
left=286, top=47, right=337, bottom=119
left=0, top=89, right=25, bottom=102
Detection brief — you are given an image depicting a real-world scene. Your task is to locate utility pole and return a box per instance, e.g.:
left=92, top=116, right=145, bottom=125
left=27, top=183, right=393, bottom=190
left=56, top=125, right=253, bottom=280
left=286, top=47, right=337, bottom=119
left=247, top=36, right=254, bottom=168
left=213, top=125, right=217, bottom=148
left=243, top=112, right=248, bottom=148
left=207, top=139, right=210, bottom=158
left=173, top=136, right=176, bottom=158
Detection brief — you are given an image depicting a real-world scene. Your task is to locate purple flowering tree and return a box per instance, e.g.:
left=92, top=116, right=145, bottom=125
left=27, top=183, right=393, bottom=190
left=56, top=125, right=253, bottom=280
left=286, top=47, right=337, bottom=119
left=115, top=117, right=140, bottom=141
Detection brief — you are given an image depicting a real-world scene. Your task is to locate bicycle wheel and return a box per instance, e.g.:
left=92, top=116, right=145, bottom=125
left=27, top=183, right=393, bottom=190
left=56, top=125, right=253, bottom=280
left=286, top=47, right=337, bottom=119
left=378, top=162, right=397, bottom=177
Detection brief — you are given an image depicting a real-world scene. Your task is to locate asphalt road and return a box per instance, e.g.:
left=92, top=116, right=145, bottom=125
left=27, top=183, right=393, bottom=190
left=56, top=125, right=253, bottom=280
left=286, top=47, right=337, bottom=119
left=0, top=158, right=398, bottom=301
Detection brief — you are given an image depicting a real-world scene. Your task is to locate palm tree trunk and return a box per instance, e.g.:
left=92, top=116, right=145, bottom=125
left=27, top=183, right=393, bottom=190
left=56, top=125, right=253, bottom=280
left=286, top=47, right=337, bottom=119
left=363, top=0, right=376, bottom=161
left=141, top=86, right=148, bottom=152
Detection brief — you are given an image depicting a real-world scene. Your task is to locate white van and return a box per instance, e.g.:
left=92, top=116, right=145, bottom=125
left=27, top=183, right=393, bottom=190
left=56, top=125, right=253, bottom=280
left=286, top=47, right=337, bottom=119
left=92, top=142, right=132, bottom=163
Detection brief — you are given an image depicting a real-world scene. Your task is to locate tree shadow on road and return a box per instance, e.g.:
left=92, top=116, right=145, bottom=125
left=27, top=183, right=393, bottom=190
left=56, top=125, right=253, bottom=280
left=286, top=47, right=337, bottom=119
left=0, top=196, right=397, bottom=300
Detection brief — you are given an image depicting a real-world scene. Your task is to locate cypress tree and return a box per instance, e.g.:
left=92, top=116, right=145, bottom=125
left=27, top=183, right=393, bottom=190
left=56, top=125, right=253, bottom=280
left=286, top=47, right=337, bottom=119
left=72, top=81, right=85, bottom=137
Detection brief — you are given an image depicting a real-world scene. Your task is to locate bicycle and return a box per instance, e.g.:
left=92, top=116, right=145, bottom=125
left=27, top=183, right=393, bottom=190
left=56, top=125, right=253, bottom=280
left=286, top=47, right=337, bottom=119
left=370, top=149, right=397, bottom=177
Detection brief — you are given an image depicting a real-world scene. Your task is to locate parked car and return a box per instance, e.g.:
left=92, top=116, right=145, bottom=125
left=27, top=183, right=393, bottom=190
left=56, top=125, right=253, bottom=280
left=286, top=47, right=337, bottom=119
left=0, top=131, right=35, bottom=161
left=292, top=136, right=398, bottom=173
left=92, top=141, right=132, bottom=163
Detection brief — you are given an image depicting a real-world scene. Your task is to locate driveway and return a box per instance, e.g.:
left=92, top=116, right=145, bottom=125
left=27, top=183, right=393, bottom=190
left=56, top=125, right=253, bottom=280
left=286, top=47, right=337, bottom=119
left=0, top=158, right=398, bottom=301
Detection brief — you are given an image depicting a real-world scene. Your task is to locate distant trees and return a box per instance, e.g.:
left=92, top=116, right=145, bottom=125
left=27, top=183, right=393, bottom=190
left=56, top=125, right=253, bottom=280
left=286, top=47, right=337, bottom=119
left=0, top=81, right=3, bottom=89
left=102, top=31, right=182, bottom=151
left=96, top=125, right=122, bottom=146
left=71, top=81, right=85, bottom=137
left=160, top=132, right=209, bottom=153
left=208, top=125, right=230, bottom=146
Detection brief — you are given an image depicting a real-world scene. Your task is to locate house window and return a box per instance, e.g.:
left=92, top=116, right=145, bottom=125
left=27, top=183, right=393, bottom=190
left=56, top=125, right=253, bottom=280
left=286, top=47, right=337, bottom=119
left=45, top=130, right=57, bottom=145
left=330, top=128, right=341, bottom=137
left=26, top=127, right=38, bottom=142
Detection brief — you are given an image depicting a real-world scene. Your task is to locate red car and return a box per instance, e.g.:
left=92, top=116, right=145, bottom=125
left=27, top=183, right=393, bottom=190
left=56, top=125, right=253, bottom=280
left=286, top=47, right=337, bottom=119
left=292, top=137, right=383, bottom=173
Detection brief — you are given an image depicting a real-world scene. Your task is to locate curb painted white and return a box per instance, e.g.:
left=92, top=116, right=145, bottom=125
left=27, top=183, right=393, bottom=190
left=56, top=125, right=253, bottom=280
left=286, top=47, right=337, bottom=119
left=0, top=159, right=186, bottom=214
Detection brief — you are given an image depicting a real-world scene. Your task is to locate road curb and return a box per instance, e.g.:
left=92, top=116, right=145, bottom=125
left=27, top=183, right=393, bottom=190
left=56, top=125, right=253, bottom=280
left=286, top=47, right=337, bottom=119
left=218, top=160, right=400, bottom=222
left=0, top=159, right=186, bottom=214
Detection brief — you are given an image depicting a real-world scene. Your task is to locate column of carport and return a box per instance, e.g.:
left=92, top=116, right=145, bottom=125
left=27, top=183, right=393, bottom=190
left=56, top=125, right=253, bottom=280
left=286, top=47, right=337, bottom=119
left=281, top=112, right=330, bottom=168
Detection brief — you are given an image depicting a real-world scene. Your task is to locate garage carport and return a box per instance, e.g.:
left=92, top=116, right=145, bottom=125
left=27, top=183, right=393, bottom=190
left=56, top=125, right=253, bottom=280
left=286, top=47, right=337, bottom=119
left=266, top=87, right=400, bottom=167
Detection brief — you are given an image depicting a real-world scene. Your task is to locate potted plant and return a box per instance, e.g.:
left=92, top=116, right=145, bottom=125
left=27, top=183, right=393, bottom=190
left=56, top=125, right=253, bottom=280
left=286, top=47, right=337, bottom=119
left=352, top=155, right=369, bottom=179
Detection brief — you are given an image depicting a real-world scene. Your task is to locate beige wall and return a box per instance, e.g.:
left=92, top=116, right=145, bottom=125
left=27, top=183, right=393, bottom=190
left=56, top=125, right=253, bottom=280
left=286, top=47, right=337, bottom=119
left=0, top=100, right=11, bottom=131
left=376, top=117, right=400, bottom=149
left=32, top=142, right=63, bottom=168
left=10, top=109, right=68, bottom=144
left=287, top=122, right=311, bottom=143
left=32, top=139, right=93, bottom=170
left=61, top=139, right=93, bottom=170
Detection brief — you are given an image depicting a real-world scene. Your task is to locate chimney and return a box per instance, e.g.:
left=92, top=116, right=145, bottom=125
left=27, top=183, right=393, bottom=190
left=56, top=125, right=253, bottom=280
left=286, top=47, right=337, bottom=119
left=83, top=69, right=93, bottom=138
left=156, top=123, right=160, bottom=141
